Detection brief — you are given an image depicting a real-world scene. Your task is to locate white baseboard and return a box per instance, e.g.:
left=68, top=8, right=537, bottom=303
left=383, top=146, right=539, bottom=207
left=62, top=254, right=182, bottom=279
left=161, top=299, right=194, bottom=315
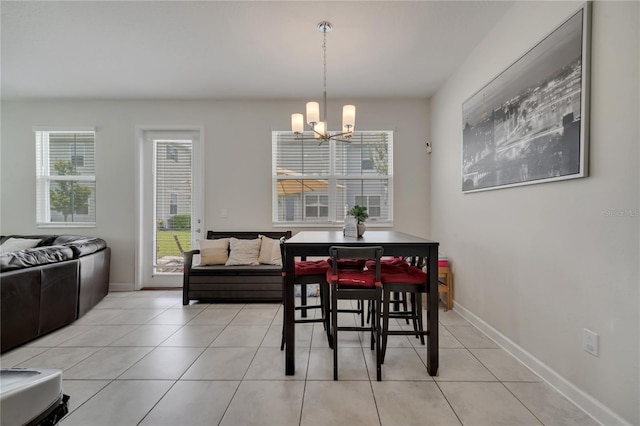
left=109, top=282, right=135, bottom=292
left=453, top=301, right=630, bottom=426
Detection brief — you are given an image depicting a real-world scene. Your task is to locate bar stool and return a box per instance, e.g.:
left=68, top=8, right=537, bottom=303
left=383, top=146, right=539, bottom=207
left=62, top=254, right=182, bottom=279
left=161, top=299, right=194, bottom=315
left=280, top=239, right=331, bottom=350
left=379, top=259, right=429, bottom=364
left=366, top=258, right=413, bottom=325
left=327, top=257, right=367, bottom=325
left=327, top=246, right=383, bottom=381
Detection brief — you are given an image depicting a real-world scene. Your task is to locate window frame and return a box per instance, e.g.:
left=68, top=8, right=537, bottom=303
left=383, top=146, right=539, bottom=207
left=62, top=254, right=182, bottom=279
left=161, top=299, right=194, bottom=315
left=272, top=130, right=393, bottom=227
left=35, top=127, right=97, bottom=227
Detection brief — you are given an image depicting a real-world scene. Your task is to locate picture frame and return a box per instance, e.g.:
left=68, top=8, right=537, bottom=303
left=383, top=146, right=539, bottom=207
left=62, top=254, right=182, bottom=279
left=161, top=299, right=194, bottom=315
left=462, top=3, right=591, bottom=193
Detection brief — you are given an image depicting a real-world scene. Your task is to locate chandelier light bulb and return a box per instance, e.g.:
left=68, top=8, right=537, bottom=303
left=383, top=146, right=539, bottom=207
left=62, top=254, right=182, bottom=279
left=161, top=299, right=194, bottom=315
left=291, top=113, right=304, bottom=134
left=306, top=102, right=320, bottom=125
left=343, top=105, right=356, bottom=128
left=314, top=121, right=326, bottom=139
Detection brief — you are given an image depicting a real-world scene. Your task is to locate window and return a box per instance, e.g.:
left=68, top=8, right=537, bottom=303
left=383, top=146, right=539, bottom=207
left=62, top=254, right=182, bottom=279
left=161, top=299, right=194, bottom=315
left=35, top=128, right=96, bottom=226
left=272, top=131, right=393, bottom=225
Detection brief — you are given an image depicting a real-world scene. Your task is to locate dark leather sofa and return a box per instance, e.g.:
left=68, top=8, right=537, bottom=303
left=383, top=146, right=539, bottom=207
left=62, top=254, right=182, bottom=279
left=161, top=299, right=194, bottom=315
left=0, top=235, right=111, bottom=353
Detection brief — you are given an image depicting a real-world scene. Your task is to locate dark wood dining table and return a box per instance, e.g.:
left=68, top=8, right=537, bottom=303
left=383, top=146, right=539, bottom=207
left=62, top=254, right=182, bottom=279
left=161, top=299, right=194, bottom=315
left=283, top=230, right=439, bottom=376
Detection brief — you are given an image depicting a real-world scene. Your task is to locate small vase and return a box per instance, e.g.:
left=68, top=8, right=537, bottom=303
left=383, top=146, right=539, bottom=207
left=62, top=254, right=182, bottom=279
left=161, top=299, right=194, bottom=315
left=357, top=223, right=366, bottom=237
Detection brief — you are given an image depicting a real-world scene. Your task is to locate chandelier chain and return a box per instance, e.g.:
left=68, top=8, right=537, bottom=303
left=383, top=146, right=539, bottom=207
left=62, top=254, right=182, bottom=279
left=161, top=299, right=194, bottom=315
left=323, top=28, right=327, bottom=96
left=322, top=26, right=328, bottom=124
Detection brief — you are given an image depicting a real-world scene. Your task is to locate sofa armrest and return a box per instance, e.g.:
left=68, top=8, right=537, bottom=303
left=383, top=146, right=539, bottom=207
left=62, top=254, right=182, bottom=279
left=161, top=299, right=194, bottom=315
left=184, top=249, right=200, bottom=270
left=61, top=238, right=107, bottom=257
left=183, top=250, right=199, bottom=305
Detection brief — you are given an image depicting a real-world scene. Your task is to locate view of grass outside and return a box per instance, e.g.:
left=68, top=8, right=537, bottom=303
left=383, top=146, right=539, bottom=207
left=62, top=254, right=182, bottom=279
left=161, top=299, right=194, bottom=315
left=157, top=230, right=192, bottom=259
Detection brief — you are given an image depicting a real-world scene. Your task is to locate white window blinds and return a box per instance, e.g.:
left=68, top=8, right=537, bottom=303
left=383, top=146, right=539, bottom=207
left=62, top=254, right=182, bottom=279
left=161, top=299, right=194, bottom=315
left=272, top=131, right=393, bottom=225
left=35, top=129, right=96, bottom=226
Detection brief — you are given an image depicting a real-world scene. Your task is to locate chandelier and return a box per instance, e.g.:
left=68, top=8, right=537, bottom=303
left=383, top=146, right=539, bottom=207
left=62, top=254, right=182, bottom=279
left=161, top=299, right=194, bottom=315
left=291, top=21, right=355, bottom=143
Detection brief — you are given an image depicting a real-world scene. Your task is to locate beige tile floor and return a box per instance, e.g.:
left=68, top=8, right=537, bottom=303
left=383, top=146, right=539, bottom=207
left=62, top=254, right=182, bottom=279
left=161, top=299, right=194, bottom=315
left=0, top=290, right=599, bottom=426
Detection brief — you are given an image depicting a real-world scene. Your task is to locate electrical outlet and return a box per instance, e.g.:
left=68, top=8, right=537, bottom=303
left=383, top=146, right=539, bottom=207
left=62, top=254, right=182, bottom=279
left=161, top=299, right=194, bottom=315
left=220, top=208, right=228, bottom=218
left=583, top=328, right=599, bottom=357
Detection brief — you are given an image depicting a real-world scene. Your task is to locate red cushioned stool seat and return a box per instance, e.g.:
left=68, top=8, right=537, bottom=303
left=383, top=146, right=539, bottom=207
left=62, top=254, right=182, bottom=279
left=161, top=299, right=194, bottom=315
left=366, top=258, right=409, bottom=271
left=326, top=269, right=378, bottom=289
left=381, top=266, right=427, bottom=285
left=326, top=258, right=366, bottom=270
left=295, top=260, right=330, bottom=276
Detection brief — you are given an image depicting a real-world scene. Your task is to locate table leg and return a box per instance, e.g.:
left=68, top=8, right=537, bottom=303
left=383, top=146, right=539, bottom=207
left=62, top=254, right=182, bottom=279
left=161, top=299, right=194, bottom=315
left=285, top=247, right=295, bottom=375
left=427, top=245, right=439, bottom=376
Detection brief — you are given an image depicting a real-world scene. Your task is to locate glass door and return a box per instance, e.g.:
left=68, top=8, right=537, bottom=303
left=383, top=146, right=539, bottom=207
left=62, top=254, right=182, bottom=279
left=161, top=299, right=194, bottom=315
left=138, top=128, right=203, bottom=288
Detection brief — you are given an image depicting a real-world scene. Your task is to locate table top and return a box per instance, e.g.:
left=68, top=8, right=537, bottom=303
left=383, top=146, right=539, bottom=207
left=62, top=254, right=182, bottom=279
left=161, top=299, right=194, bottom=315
left=285, top=230, right=438, bottom=245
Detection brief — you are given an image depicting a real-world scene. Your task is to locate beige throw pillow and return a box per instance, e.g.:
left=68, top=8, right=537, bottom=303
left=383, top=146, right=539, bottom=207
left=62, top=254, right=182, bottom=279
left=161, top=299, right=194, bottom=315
left=225, top=238, right=261, bottom=266
left=198, top=238, right=229, bottom=265
left=0, top=237, right=42, bottom=253
left=258, top=235, right=282, bottom=266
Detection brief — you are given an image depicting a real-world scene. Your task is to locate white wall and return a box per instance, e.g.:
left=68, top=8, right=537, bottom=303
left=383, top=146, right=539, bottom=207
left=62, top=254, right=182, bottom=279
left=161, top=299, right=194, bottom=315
left=0, top=98, right=431, bottom=286
left=430, top=1, right=639, bottom=424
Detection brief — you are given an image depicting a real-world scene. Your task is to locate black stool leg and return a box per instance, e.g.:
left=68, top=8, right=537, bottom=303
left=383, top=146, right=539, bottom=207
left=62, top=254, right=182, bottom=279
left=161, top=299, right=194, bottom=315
left=416, top=292, right=425, bottom=345
left=332, top=285, right=339, bottom=381
left=381, top=288, right=390, bottom=364
left=301, top=284, right=308, bottom=317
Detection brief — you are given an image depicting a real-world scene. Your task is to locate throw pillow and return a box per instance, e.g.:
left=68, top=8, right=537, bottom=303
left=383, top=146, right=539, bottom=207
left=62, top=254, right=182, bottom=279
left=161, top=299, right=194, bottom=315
left=199, top=238, right=229, bottom=265
left=225, top=237, right=261, bottom=266
left=258, top=235, right=282, bottom=266
left=0, top=237, right=42, bottom=253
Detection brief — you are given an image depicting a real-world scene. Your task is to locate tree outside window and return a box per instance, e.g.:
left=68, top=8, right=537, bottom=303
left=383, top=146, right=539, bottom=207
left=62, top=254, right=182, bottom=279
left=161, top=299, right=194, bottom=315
left=50, top=161, right=92, bottom=221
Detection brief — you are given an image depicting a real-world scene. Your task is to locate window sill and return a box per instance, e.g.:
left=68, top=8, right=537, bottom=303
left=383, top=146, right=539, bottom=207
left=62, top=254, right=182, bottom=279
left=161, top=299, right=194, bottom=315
left=37, top=223, right=96, bottom=228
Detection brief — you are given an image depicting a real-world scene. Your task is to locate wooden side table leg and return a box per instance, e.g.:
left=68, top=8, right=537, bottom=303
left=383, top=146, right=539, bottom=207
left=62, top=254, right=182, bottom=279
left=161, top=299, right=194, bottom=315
left=447, top=270, right=453, bottom=310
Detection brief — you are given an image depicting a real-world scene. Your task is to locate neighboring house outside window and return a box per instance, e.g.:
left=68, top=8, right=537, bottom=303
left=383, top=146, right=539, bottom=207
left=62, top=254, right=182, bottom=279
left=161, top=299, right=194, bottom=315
left=272, top=131, right=393, bottom=226
left=305, top=194, right=329, bottom=219
left=35, top=128, right=96, bottom=226
left=170, top=193, right=178, bottom=215
left=155, top=140, right=192, bottom=230
left=355, top=195, right=381, bottom=218
left=167, top=145, right=178, bottom=162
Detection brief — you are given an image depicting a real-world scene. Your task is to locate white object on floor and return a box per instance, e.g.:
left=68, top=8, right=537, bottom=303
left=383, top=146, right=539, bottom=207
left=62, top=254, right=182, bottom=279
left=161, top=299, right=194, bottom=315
left=1, top=368, right=64, bottom=425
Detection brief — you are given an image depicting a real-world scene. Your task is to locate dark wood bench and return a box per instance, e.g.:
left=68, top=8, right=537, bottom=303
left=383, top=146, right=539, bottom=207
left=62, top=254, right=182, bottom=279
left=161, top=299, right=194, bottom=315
left=183, top=231, right=291, bottom=304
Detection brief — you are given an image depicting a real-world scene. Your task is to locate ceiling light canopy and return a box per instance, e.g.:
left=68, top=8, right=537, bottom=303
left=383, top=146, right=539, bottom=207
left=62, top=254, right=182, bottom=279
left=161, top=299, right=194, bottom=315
left=291, top=21, right=355, bottom=143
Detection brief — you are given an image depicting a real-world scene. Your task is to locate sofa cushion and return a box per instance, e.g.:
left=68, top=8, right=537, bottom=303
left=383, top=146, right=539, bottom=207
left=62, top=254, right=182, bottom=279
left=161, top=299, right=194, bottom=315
left=64, top=239, right=107, bottom=257
left=0, top=237, right=42, bottom=253
left=52, top=235, right=106, bottom=257
left=199, top=238, right=229, bottom=265
left=258, top=235, right=282, bottom=266
left=1, top=235, right=60, bottom=248
left=0, top=246, right=75, bottom=272
left=225, top=238, right=261, bottom=266
left=190, top=264, right=282, bottom=275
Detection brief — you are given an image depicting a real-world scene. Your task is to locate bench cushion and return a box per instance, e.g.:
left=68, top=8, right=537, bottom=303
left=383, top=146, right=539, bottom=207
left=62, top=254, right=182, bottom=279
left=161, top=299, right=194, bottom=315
left=191, top=264, right=282, bottom=275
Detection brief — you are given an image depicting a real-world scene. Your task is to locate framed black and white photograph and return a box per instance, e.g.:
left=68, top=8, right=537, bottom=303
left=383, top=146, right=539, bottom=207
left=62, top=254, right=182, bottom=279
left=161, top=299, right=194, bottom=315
left=462, top=3, right=591, bottom=193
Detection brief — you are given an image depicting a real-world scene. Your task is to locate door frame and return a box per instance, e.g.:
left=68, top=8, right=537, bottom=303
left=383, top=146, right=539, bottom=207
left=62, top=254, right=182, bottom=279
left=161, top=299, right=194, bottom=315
left=135, top=125, right=205, bottom=290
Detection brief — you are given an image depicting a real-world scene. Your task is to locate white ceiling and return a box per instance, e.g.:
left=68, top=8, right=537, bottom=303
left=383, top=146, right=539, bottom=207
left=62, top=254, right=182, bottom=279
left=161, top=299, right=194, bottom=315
left=1, top=1, right=513, bottom=101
